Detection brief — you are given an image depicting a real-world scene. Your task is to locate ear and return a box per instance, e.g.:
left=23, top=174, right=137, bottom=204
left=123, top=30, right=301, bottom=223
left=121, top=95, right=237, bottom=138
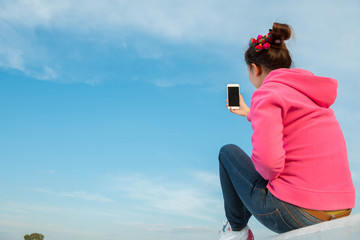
left=251, top=63, right=262, bottom=76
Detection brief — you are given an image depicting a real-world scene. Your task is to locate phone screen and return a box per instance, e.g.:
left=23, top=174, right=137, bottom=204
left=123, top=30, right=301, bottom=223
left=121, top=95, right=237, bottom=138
left=228, top=86, right=240, bottom=107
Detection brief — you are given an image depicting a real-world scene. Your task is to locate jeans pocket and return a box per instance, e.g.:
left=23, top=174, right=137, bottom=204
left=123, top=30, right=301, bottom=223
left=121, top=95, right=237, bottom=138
left=256, top=208, right=295, bottom=233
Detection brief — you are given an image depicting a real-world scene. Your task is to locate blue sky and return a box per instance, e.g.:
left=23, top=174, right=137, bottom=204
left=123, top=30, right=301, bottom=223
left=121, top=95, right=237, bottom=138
left=1, top=0, right=360, bottom=239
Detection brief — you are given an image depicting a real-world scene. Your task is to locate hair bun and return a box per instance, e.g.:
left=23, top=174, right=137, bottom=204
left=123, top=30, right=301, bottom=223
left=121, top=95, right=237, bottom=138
left=245, top=22, right=293, bottom=70
left=272, top=22, right=292, bottom=41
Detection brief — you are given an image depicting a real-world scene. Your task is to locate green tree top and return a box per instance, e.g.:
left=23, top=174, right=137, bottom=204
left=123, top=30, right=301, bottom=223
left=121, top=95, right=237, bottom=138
left=24, top=233, right=44, bottom=240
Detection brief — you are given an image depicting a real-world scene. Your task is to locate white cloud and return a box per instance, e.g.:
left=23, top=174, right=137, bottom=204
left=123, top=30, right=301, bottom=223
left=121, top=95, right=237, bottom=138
left=0, top=202, right=123, bottom=240
left=33, top=66, right=58, bottom=80
left=109, top=171, right=222, bottom=222
left=0, top=0, right=249, bottom=42
left=191, top=170, right=219, bottom=186
left=0, top=48, right=24, bottom=71
left=0, top=218, right=105, bottom=240
left=152, top=77, right=202, bottom=88
left=0, top=196, right=219, bottom=240
left=0, top=0, right=253, bottom=84
left=120, top=222, right=212, bottom=233
left=1, top=0, right=359, bottom=86
left=1, top=0, right=358, bottom=45
left=171, top=225, right=213, bottom=233
left=34, top=188, right=113, bottom=202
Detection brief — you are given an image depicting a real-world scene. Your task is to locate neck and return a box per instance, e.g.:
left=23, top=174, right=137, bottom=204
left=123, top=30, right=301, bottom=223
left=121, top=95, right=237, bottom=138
left=258, top=70, right=270, bottom=87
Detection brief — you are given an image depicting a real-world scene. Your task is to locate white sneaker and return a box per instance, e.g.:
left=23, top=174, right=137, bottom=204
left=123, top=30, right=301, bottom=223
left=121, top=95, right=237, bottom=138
left=218, top=221, right=254, bottom=240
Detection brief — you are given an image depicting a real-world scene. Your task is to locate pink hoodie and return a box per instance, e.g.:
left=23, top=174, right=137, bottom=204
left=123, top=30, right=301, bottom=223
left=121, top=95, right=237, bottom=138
left=247, top=68, right=355, bottom=210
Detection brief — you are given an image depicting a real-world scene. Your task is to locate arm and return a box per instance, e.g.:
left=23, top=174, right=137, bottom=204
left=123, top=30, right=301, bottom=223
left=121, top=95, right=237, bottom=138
left=249, top=89, right=286, bottom=180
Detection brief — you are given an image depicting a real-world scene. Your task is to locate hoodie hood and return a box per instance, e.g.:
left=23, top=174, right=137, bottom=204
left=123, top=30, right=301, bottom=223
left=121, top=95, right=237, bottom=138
left=262, top=68, right=338, bottom=108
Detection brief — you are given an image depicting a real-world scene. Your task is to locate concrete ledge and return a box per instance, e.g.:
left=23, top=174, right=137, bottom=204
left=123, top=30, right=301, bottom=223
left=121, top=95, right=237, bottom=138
left=271, top=214, right=360, bottom=240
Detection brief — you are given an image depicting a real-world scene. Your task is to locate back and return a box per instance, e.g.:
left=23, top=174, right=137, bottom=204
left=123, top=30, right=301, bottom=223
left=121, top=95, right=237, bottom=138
left=248, top=68, right=355, bottom=210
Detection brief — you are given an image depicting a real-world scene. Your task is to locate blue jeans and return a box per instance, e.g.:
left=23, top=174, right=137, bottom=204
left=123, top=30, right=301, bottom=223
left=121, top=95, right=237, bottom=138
left=219, top=144, right=324, bottom=233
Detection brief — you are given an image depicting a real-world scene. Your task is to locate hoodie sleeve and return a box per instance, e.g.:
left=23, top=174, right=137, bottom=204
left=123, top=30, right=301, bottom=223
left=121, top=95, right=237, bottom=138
left=248, top=88, right=286, bottom=180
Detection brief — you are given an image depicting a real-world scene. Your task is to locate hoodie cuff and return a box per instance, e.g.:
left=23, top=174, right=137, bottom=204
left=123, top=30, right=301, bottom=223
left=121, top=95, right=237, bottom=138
left=247, top=112, right=251, bottom=122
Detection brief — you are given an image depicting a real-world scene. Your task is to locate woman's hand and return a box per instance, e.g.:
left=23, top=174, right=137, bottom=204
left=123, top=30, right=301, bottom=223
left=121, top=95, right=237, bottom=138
left=226, top=94, right=250, bottom=117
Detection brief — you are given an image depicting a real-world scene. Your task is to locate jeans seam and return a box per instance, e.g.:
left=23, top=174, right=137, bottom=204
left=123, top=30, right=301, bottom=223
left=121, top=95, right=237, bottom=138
left=257, top=208, right=279, bottom=217
left=281, top=201, right=305, bottom=228
left=257, top=208, right=295, bottom=232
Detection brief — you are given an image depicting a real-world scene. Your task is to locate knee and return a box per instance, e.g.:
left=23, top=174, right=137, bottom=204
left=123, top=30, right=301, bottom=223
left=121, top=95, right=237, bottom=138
left=219, top=144, right=240, bottom=162
left=220, top=144, right=237, bottom=154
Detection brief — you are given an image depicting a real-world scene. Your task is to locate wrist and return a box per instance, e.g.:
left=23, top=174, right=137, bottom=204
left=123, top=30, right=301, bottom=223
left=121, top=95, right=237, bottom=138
left=245, top=107, right=250, bottom=117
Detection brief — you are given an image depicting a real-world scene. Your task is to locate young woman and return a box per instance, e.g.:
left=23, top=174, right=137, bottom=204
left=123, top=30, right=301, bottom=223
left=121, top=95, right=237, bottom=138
left=218, top=22, right=355, bottom=240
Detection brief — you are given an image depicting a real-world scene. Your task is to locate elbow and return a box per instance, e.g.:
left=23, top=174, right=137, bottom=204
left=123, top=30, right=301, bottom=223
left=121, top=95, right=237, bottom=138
left=257, top=166, right=282, bottom=180
left=252, top=154, right=285, bottom=180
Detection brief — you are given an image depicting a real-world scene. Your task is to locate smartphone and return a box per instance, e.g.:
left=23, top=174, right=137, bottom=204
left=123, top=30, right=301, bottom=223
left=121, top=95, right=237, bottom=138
left=227, top=84, right=240, bottom=109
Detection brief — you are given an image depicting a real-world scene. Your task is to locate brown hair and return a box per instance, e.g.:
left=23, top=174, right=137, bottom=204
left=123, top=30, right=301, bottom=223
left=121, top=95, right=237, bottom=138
left=245, top=22, right=293, bottom=71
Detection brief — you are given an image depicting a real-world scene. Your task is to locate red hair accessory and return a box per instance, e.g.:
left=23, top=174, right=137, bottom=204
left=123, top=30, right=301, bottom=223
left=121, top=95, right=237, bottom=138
left=263, top=42, right=271, bottom=50
left=251, top=38, right=257, bottom=45
left=255, top=44, right=263, bottom=52
left=251, top=29, right=274, bottom=52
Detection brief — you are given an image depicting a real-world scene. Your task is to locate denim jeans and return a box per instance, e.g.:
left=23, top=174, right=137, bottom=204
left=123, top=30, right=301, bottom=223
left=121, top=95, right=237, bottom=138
left=219, top=144, right=324, bottom=233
